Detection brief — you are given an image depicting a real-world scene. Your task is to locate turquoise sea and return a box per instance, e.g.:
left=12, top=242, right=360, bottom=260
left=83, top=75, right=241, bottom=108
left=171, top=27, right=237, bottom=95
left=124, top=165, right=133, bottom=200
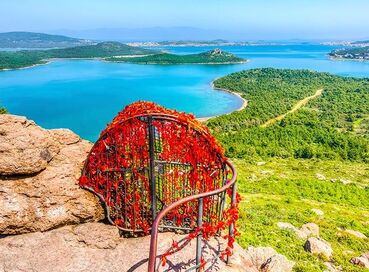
left=1, top=44, right=369, bottom=141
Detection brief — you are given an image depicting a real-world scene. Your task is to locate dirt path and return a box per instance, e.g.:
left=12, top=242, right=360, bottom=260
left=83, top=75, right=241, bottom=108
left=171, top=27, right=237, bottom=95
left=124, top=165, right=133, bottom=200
left=260, top=88, right=324, bottom=128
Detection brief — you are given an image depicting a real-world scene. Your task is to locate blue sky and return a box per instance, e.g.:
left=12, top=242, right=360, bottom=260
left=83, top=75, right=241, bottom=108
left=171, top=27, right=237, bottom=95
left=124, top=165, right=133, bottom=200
left=1, top=0, right=368, bottom=40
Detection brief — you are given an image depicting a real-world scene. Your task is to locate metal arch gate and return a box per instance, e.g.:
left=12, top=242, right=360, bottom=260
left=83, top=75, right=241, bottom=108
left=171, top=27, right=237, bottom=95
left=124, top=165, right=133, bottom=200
left=79, top=102, right=238, bottom=271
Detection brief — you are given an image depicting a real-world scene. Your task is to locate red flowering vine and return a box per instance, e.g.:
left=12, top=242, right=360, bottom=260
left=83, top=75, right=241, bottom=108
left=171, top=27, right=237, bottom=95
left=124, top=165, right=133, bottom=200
left=79, top=101, right=240, bottom=268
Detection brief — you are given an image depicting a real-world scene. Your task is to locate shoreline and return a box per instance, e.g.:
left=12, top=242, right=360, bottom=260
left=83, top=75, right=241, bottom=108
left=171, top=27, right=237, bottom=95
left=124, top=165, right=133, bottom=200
left=109, top=60, right=249, bottom=65
left=197, top=80, right=248, bottom=122
left=0, top=57, right=248, bottom=72
left=329, top=56, right=369, bottom=62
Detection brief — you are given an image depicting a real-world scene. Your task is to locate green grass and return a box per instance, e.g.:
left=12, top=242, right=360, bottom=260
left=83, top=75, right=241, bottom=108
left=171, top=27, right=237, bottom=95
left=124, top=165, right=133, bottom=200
left=206, top=69, right=369, bottom=271
left=234, top=158, right=369, bottom=271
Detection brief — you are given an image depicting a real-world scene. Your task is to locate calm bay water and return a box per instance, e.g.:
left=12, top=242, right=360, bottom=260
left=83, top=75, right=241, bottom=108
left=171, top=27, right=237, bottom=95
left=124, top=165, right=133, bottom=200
left=1, top=44, right=369, bottom=141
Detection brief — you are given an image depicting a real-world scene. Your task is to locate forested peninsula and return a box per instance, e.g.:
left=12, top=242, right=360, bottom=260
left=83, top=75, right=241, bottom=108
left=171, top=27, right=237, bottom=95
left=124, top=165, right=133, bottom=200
left=107, top=48, right=246, bottom=64
left=0, top=42, right=156, bottom=70
left=0, top=43, right=246, bottom=70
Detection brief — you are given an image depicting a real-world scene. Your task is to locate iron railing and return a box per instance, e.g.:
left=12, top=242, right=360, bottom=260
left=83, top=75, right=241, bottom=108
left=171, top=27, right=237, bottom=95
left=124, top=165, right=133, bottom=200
left=148, top=160, right=237, bottom=272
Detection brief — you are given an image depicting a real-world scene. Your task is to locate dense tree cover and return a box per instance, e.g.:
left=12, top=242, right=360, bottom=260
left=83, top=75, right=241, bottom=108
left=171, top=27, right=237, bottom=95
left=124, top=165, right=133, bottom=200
left=0, top=42, right=157, bottom=70
left=0, top=105, right=7, bottom=114
left=0, top=31, right=93, bottom=48
left=108, top=49, right=246, bottom=64
left=208, top=68, right=369, bottom=162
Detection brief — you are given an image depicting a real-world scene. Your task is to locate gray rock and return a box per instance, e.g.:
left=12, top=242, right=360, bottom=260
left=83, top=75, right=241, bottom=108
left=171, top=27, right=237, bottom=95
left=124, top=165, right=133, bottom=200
left=311, top=208, right=324, bottom=216
left=340, top=179, right=352, bottom=185
left=345, top=229, right=367, bottom=239
left=350, top=252, right=369, bottom=268
left=316, top=173, right=326, bottom=180
left=324, top=262, right=342, bottom=272
left=304, top=237, right=333, bottom=259
left=242, top=246, right=295, bottom=272
left=277, top=222, right=319, bottom=240
left=299, top=223, right=320, bottom=239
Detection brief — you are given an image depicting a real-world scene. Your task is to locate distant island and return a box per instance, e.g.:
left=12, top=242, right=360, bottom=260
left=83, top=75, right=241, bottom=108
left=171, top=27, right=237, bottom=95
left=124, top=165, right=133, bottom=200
left=0, top=32, right=95, bottom=49
left=0, top=44, right=246, bottom=70
left=0, top=42, right=157, bottom=70
left=321, top=40, right=369, bottom=47
left=126, top=40, right=278, bottom=47
left=329, top=46, right=369, bottom=61
left=107, top=48, right=246, bottom=64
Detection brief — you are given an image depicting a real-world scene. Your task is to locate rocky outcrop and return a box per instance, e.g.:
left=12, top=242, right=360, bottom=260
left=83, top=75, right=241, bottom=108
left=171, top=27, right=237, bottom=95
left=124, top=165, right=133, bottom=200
left=350, top=252, right=369, bottom=268
left=304, top=237, right=333, bottom=259
left=0, top=115, right=104, bottom=235
left=277, top=222, right=319, bottom=240
left=236, top=246, right=295, bottom=272
left=0, top=222, right=294, bottom=272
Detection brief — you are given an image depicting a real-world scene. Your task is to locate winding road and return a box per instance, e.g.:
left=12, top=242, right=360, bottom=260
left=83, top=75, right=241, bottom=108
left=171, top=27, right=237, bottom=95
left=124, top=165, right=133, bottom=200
left=260, top=88, right=324, bottom=128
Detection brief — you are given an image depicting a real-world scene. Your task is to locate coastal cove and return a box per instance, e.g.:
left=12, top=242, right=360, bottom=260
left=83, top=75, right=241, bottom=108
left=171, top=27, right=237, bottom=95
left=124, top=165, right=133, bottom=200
left=1, top=44, right=369, bottom=142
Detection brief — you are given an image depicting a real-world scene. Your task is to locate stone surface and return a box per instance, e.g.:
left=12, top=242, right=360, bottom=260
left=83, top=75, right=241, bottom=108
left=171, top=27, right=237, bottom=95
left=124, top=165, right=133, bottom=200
left=350, top=252, right=369, bottom=268
left=311, top=208, right=324, bottom=216
left=0, top=114, right=104, bottom=235
left=0, top=115, right=59, bottom=175
left=241, top=246, right=295, bottom=272
left=277, top=222, right=319, bottom=240
left=299, top=223, right=320, bottom=239
left=316, top=173, right=326, bottom=180
left=304, top=237, right=333, bottom=259
left=324, top=262, right=342, bottom=272
left=345, top=229, right=367, bottom=239
left=0, top=222, right=278, bottom=272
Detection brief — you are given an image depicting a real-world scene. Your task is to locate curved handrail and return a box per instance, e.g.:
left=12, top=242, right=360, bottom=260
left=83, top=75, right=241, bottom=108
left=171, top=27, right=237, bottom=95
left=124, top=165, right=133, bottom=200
left=148, top=160, right=237, bottom=272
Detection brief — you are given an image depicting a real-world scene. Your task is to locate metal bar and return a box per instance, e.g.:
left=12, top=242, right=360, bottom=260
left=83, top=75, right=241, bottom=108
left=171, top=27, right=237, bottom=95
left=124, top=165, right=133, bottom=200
left=148, top=116, right=157, bottom=221
left=196, top=197, right=204, bottom=271
left=148, top=160, right=237, bottom=272
left=155, top=160, right=192, bottom=166
left=226, top=182, right=237, bottom=264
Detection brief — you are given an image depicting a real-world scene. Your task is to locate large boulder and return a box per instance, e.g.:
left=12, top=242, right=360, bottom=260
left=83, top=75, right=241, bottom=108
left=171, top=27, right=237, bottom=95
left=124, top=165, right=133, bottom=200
left=237, top=247, right=295, bottom=272
left=0, top=115, right=104, bottom=235
left=350, top=252, right=369, bottom=268
left=277, top=222, right=319, bottom=240
left=304, top=237, right=333, bottom=259
left=345, top=229, right=367, bottom=239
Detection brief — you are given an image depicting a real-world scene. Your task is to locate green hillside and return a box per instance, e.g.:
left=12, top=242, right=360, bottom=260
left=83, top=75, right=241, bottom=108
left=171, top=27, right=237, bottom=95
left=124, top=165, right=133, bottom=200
left=0, top=42, right=157, bottom=70
left=0, top=31, right=93, bottom=48
left=107, top=48, right=246, bottom=64
left=207, top=68, right=369, bottom=271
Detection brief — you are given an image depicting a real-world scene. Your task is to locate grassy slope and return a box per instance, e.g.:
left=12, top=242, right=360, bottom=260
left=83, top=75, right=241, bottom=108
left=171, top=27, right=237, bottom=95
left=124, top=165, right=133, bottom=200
left=207, top=68, right=369, bottom=271
left=107, top=50, right=246, bottom=64
left=235, top=159, right=369, bottom=272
